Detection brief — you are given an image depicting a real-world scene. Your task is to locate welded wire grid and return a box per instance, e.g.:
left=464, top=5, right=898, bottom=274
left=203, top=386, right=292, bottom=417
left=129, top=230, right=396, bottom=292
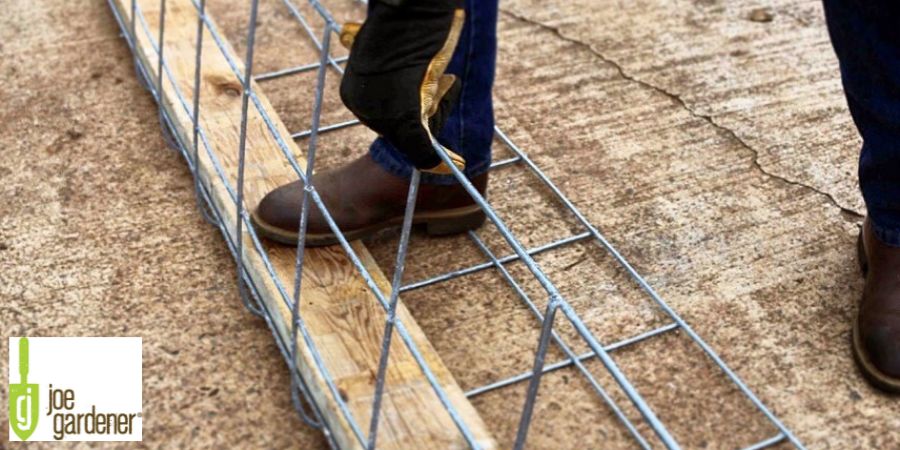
left=109, top=0, right=808, bottom=448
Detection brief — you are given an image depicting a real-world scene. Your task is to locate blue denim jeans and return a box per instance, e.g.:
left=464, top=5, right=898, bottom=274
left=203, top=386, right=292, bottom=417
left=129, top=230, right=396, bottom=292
left=368, top=0, right=498, bottom=185
left=824, top=0, right=900, bottom=246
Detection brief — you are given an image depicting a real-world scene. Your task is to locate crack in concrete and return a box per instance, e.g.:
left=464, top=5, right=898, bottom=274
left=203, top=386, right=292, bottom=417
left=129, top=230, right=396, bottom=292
left=499, top=8, right=865, bottom=221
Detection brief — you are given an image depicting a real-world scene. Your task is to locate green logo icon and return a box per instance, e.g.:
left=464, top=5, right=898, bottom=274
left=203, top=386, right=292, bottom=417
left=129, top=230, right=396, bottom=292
left=9, top=337, right=39, bottom=441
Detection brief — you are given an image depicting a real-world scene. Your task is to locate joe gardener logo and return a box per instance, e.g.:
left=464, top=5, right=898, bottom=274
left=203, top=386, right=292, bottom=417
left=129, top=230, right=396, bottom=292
left=7, top=337, right=142, bottom=442
left=9, top=337, right=39, bottom=440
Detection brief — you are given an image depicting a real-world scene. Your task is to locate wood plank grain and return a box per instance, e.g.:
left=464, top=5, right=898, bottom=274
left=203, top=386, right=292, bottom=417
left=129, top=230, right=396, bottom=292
left=108, top=0, right=495, bottom=447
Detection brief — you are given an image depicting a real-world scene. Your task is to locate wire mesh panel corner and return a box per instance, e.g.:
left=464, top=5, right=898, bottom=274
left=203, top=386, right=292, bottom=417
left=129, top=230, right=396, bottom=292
left=108, top=0, right=808, bottom=448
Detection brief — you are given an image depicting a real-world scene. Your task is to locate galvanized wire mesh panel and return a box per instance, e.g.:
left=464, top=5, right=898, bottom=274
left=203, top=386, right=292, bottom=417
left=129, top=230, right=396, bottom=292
left=108, top=0, right=808, bottom=448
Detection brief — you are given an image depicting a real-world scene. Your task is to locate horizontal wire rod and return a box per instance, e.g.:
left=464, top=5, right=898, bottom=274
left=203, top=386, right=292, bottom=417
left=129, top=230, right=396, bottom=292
left=465, top=322, right=680, bottom=398
left=291, top=118, right=359, bottom=139
left=488, top=155, right=521, bottom=169
left=494, top=126, right=807, bottom=450
left=401, top=232, right=592, bottom=293
left=255, top=56, right=348, bottom=82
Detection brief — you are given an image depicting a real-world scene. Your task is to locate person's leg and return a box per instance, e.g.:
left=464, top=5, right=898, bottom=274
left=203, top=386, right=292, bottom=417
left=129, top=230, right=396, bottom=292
left=824, top=0, right=900, bottom=244
left=824, top=0, right=900, bottom=392
left=368, top=0, right=498, bottom=185
left=253, top=0, right=499, bottom=246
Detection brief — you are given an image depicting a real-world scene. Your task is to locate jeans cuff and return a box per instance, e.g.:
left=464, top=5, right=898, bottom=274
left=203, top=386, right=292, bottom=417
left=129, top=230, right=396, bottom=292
left=871, top=217, right=900, bottom=247
left=369, top=138, right=491, bottom=185
left=369, top=139, right=413, bottom=179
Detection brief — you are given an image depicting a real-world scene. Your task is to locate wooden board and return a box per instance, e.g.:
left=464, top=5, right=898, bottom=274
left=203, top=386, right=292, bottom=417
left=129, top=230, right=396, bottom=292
left=108, top=0, right=495, bottom=448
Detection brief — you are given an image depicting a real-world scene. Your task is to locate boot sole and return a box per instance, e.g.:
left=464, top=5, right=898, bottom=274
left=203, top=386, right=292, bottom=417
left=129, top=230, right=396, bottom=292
left=852, top=230, right=900, bottom=394
left=250, top=205, right=486, bottom=247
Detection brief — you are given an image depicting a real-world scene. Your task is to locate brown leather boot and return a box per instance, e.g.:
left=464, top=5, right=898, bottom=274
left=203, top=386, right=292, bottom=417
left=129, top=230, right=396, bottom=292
left=251, top=154, right=487, bottom=247
left=854, top=218, right=900, bottom=393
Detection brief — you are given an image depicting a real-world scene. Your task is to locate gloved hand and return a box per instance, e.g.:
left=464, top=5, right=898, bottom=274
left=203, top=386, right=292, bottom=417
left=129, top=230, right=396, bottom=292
left=339, top=0, right=466, bottom=175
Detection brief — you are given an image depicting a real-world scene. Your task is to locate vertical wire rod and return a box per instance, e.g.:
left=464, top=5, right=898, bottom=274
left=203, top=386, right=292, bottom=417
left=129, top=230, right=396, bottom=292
left=151, top=0, right=178, bottom=154
left=155, top=0, right=167, bottom=144
left=131, top=0, right=138, bottom=76
left=494, top=126, right=805, bottom=449
left=111, top=1, right=328, bottom=433
left=190, top=0, right=218, bottom=226
left=260, top=277, right=324, bottom=429
left=184, top=0, right=327, bottom=199
left=289, top=23, right=334, bottom=435
left=117, top=1, right=225, bottom=258
left=183, top=0, right=306, bottom=172
left=367, top=169, right=421, bottom=450
left=288, top=348, right=326, bottom=429
left=429, top=139, right=681, bottom=449
left=233, top=0, right=265, bottom=317
left=514, top=297, right=561, bottom=450
left=468, top=231, right=652, bottom=450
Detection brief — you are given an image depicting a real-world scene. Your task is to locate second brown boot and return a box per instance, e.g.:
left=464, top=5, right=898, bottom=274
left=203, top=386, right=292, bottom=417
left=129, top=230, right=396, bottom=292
left=853, top=218, right=900, bottom=393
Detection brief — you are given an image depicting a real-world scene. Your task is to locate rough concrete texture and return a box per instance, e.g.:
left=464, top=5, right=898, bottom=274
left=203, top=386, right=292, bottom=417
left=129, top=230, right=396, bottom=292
left=2, top=0, right=897, bottom=449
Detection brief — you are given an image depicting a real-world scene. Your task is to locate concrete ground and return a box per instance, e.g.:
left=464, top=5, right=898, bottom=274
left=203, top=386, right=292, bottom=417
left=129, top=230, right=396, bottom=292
left=2, top=0, right=897, bottom=448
